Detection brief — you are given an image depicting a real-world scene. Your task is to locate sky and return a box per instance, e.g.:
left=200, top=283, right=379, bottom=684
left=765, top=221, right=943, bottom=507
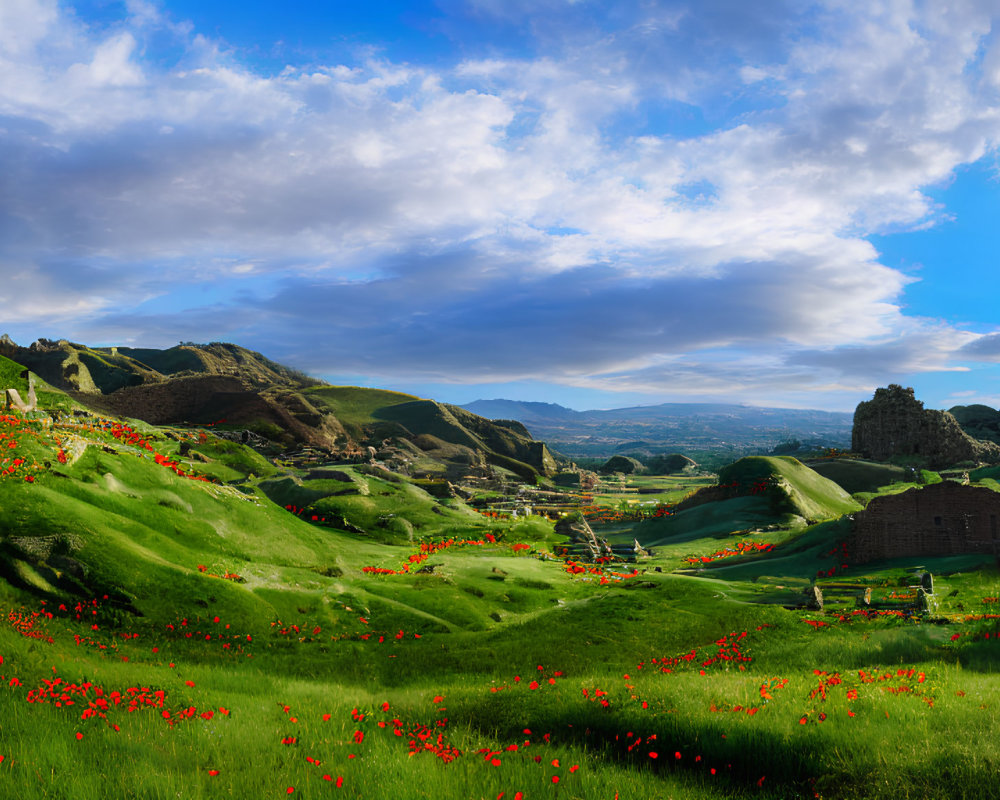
left=4, top=1, right=1000, bottom=412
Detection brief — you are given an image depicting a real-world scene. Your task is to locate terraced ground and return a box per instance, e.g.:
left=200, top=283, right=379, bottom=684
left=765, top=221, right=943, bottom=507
left=3, top=370, right=1000, bottom=799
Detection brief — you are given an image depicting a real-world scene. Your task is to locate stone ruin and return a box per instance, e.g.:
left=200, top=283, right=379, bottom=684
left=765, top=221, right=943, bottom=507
left=851, top=480, right=1000, bottom=563
left=554, top=513, right=612, bottom=561
left=4, top=370, right=37, bottom=413
left=852, top=384, right=1000, bottom=468
left=850, top=574, right=936, bottom=615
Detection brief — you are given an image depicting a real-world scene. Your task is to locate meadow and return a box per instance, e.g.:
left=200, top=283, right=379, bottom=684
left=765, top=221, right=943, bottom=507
left=1, top=407, right=999, bottom=799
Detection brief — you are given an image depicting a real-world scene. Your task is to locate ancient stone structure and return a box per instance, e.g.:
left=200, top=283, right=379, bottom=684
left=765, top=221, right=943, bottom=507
left=850, top=481, right=1000, bottom=563
left=852, top=385, right=1000, bottom=468
left=554, top=513, right=603, bottom=560
left=4, top=371, right=37, bottom=412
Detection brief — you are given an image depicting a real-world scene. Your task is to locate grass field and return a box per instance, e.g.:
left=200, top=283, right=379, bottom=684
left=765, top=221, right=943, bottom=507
left=2, top=409, right=1000, bottom=799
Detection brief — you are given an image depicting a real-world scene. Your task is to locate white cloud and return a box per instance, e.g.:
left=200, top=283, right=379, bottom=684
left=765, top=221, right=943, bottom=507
left=2, top=0, right=1000, bottom=405
left=0, top=0, right=58, bottom=57
left=71, top=32, right=144, bottom=87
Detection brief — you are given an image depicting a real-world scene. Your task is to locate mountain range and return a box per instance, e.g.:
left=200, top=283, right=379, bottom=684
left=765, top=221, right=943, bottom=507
left=461, top=398, right=855, bottom=458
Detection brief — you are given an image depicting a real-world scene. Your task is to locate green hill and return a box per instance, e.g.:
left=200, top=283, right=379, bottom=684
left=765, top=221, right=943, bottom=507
left=803, top=457, right=911, bottom=494
left=0, top=338, right=559, bottom=479
left=718, top=456, right=861, bottom=520
left=6, top=362, right=1000, bottom=799
left=637, top=456, right=860, bottom=546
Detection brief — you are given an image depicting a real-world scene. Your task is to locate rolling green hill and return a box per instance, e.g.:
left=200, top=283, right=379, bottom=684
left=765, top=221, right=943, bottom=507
left=8, top=344, right=1000, bottom=800
left=636, top=456, right=861, bottom=547
left=803, top=457, right=911, bottom=495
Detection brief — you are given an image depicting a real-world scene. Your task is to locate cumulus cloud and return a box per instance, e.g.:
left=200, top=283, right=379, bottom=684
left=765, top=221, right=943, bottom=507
left=2, top=0, right=1000, bottom=405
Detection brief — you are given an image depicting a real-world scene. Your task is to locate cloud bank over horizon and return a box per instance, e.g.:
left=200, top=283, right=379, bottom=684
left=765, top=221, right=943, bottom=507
left=4, top=0, right=1000, bottom=411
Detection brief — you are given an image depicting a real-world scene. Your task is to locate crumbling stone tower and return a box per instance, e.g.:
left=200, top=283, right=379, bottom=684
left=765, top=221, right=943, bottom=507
left=852, top=385, right=1000, bottom=468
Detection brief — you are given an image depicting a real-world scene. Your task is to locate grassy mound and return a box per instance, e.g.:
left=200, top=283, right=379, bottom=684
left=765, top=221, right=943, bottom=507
left=717, top=456, right=860, bottom=520
left=304, top=386, right=421, bottom=439
left=637, top=457, right=859, bottom=546
left=805, top=457, right=910, bottom=494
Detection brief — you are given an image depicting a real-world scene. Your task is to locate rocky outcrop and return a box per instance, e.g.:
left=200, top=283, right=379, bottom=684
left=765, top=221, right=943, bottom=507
left=852, top=385, right=1000, bottom=468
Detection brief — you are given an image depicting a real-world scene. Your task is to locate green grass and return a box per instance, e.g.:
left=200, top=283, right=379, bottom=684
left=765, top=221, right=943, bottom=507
left=805, top=458, right=910, bottom=495
left=718, top=456, right=861, bottom=520
left=4, top=410, right=1000, bottom=798
left=114, top=346, right=206, bottom=374
left=303, top=386, right=421, bottom=439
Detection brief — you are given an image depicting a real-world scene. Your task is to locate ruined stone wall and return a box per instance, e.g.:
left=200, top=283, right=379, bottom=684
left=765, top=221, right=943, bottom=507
left=851, top=481, right=1000, bottom=563
left=852, top=385, right=1000, bottom=468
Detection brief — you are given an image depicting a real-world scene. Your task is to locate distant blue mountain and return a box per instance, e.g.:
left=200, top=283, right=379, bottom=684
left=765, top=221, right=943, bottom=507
left=460, top=399, right=853, bottom=458
left=461, top=399, right=584, bottom=424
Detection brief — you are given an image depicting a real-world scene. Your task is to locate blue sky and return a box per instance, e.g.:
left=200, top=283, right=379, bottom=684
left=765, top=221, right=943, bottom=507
left=4, top=1, right=1000, bottom=412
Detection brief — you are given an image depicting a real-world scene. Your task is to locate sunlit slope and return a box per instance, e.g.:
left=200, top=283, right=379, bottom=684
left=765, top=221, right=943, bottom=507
left=637, top=456, right=860, bottom=547
left=0, top=443, right=347, bottom=625
left=257, top=467, right=487, bottom=544
left=0, top=353, right=75, bottom=410
left=306, top=388, right=555, bottom=478
left=303, top=385, right=423, bottom=439
left=721, top=456, right=860, bottom=519
left=0, top=411, right=574, bottom=637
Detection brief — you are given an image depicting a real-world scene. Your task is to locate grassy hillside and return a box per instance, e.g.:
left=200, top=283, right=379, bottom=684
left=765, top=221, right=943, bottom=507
left=635, top=456, right=860, bottom=547
left=304, top=386, right=422, bottom=437
left=6, top=380, right=1000, bottom=797
left=0, top=353, right=76, bottom=411
left=805, top=457, right=911, bottom=495
left=717, top=456, right=860, bottom=520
